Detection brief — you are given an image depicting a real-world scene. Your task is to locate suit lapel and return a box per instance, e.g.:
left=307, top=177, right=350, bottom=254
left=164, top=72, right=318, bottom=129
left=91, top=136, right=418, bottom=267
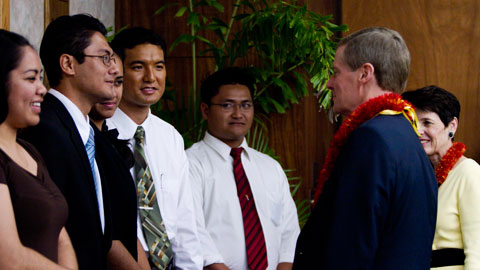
left=44, top=93, right=103, bottom=230
left=45, top=94, right=94, bottom=180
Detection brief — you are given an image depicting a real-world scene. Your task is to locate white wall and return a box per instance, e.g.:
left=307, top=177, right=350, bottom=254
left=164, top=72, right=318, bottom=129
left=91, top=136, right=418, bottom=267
left=9, top=0, right=44, bottom=51
left=70, top=0, right=115, bottom=33
left=9, top=0, right=115, bottom=50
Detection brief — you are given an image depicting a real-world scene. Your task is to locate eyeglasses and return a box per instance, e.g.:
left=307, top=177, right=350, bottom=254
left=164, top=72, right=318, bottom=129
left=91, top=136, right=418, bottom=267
left=83, top=53, right=116, bottom=67
left=210, top=102, right=254, bottom=111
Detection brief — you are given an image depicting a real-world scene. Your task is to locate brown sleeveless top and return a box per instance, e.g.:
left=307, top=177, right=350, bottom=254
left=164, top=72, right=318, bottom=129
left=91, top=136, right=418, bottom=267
left=0, top=139, right=68, bottom=262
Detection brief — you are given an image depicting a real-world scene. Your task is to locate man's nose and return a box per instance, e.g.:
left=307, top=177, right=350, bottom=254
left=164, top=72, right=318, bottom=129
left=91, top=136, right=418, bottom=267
left=326, top=77, right=334, bottom=90
left=143, top=67, right=155, bottom=82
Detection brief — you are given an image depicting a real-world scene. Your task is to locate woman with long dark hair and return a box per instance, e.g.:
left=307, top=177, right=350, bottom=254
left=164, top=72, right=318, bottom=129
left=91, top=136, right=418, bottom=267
left=0, top=29, right=77, bottom=269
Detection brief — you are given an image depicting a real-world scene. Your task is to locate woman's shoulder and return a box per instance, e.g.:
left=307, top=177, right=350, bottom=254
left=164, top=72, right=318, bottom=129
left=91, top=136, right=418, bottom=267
left=0, top=140, right=39, bottom=185
left=17, top=138, right=46, bottom=165
left=449, top=158, right=480, bottom=186
left=456, top=158, right=480, bottom=173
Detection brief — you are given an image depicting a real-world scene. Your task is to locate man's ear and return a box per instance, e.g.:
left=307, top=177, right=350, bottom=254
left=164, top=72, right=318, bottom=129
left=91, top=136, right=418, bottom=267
left=59, top=54, right=76, bottom=76
left=359, top=63, right=375, bottom=83
left=200, top=102, right=209, bottom=120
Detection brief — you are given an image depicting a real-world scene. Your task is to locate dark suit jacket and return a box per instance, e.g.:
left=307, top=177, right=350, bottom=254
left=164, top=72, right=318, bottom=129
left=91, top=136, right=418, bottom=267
left=92, top=123, right=138, bottom=259
left=21, top=93, right=112, bottom=270
left=293, top=115, right=438, bottom=270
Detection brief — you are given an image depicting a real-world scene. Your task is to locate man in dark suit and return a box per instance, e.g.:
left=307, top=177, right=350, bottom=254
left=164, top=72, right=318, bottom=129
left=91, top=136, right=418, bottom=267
left=293, top=27, right=438, bottom=269
left=21, top=14, right=120, bottom=269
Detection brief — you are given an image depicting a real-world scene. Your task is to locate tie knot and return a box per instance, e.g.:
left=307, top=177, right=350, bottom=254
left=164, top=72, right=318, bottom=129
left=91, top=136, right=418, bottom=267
left=86, top=126, right=95, bottom=147
left=134, top=126, right=145, bottom=145
left=230, top=147, right=243, bottom=159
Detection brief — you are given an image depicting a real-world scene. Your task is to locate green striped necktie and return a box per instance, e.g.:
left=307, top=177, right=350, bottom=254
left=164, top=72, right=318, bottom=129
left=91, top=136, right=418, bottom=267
left=134, top=126, right=173, bottom=269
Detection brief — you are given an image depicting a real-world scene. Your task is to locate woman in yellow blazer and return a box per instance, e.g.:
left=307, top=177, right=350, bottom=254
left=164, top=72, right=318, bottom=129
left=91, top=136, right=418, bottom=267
left=403, top=85, right=480, bottom=269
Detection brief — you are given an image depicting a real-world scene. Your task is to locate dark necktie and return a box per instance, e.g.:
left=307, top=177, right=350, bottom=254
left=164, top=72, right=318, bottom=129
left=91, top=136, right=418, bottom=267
left=134, top=126, right=173, bottom=269
left=230, top=147, right=268, bottom=270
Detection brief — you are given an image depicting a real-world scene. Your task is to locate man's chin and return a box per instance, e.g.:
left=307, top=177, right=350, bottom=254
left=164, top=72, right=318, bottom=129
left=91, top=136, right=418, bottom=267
left=138, top=93, right=162, bottom=105
left=332, top=105, right=352, bottom=117
left=331, top=106, right=341, bottom=116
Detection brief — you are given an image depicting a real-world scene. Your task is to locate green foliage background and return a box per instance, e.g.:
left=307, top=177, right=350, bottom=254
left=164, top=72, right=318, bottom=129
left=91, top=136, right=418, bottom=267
left=153, top=0, right=347, bottom=227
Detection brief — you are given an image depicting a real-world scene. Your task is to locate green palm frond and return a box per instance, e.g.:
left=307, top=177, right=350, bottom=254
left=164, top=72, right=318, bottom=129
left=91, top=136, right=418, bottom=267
left=152, top=0, right=346, bottom=228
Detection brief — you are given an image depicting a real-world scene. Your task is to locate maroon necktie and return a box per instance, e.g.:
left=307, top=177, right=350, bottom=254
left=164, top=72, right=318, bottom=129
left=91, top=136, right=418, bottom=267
left=230, top=147, right=268, bottom=270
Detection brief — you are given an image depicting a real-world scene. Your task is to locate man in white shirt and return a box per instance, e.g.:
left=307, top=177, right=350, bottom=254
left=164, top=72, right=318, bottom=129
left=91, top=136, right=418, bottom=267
left=108, top=27, right=202, bottom=270
left=186, top=67, right=300, bottom=270
left=21, top=14, right=120, bottom=269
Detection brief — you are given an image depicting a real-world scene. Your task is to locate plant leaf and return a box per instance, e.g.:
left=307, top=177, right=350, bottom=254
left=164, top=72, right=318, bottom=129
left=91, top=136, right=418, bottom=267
left=169, top=34, right=195, bottom=52
left=175, top=6, right=188, bottom=17
left=212, top=2, right=224, bottom=12
left=155, top=3, right=179, bottom=15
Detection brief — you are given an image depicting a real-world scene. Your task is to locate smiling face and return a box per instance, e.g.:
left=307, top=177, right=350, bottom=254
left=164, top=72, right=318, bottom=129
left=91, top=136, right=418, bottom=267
left=326, top=45, right=363, bottom=116
left=201, top=84, right=254, bottom=148
left=119, top=43, right=166, bottom=121
left=90, top=55, right=124, bottom=121
left=417, top=109, right=456, bottom=159
left=6, top=46, right=47, bottom=128
left=74, top=32, right=119, bottom=104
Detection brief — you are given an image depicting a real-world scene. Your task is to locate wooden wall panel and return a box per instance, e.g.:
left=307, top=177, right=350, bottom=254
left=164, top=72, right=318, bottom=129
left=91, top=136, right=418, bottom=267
left=115, top=0, right=340, bottom=201
left=267, top=0, right=338, bottom=201
left=116, top=0, right=245, bottom=58
left=44, top=0, right=69, bottom=29
left=268, top=93, right=335, bottom=201
left=1, top=0, right=9, bottom=30
left=342, top=0, right=480, bottom=162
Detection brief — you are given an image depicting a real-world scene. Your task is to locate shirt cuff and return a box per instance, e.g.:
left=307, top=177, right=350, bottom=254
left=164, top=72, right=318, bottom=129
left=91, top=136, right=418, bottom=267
left=204, top=254, right=225, bottom=267
left=278, top=251, right=295, bottom=264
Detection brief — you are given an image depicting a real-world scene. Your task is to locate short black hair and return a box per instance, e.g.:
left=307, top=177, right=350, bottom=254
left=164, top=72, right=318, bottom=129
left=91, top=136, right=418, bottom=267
left=402, top=85, right=460, bottom=127
left=110, top=27, right=167, bottom=61
left=0, top=29, right=32, bottom=124
left=40, top=13, right=107, bottom=87
left=200, top=67, right=255, bottom=104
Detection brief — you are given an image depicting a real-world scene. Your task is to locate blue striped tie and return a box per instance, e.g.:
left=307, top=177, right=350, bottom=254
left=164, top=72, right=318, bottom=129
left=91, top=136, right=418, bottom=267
left=86, top=127, right=101, bottom=213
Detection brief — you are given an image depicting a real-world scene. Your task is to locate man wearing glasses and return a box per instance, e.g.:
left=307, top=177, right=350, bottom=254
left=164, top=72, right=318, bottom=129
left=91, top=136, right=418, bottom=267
left=22, top=14, right=119, bottom=269
left=186, top=67, right=300, bottom=270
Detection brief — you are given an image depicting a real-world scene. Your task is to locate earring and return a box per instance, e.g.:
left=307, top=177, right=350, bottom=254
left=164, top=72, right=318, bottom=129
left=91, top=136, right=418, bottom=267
left=448, top=131, right=454, bottom=138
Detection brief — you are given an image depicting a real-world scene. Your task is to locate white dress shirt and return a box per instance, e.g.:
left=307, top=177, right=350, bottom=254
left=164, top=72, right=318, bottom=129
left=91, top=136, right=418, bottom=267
left=49, top=89, right=105, bottom=233
left=107, top=108, right=202, bottom=270
left=186, top=132, right=300, bottom=270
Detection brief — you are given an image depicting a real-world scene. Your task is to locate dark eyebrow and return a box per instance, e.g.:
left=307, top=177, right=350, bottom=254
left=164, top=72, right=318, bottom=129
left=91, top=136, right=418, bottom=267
left=129, top=60, right=166, bottom=66
left=22, top=69, right=40, bottom=75
left=98, top=49, right=112, bottom=55
left=129, top=60, right=145, bottom=66
left=223, top=99, right=252, bottom=103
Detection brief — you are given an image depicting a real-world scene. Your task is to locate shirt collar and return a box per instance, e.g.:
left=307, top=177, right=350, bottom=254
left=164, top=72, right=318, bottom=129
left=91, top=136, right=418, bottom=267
left=49, top=88, right=91, bottom=145
left=111, top=108, right=152, bottom=144
left=203, top=131, right=250, bottom=161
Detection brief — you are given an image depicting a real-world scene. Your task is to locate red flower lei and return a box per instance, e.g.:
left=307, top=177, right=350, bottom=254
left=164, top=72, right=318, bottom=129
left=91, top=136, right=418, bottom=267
left=435, top=142, right=466, bottom=186
left=313, top=93, right=418, bottom=204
